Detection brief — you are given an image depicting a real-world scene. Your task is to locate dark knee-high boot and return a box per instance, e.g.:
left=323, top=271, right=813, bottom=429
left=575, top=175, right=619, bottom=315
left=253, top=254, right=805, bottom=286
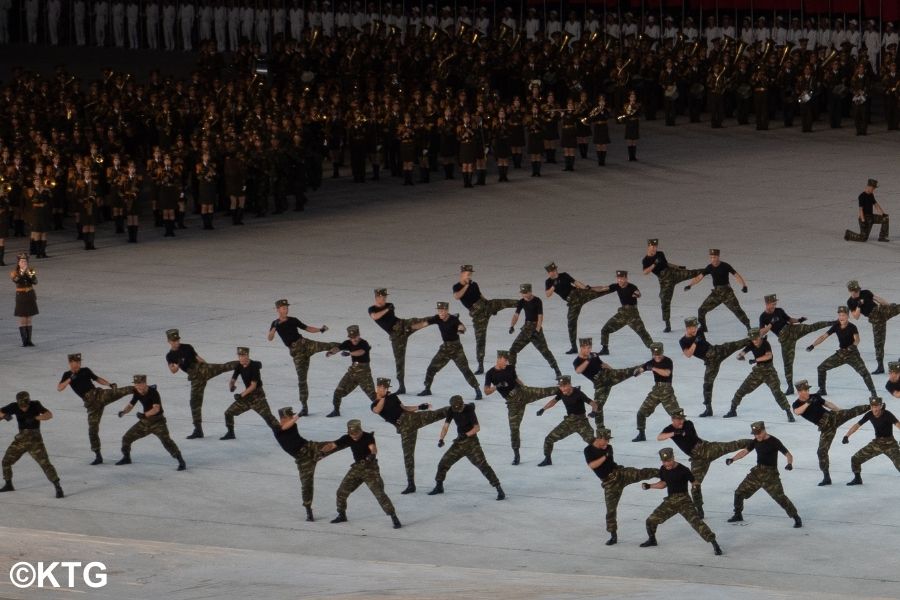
left=512, top=154, right=522, bottom=168
left=628, top=146, right=637, bottom=161
left=598, top=150, right=607, bottom=166
left=153, top=209, right=163, bottom=227
left=175, top=211, right=187, bottom=229
left=76, top=222, right=84, bottom=240
left=114, top=215, right=125, bottom=233
left=127, top=225, right=138, bottom=243
left=476, top=170, right=486, bottom=185
left=579, top=143, right=588, bottom=158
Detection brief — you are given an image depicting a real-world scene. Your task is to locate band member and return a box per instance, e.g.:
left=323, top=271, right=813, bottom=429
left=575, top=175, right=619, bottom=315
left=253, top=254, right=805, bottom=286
left=10, top=253, right=37, bottom=347
left=526, top=103, right=545, bottom=177
left=492, top=108, right=513, bottom=182
left=560, top=99, right=579, bottom=171
left=622, top=90, right=640, bottom=161
left=0, top=392, right=64, bottom=498
left=589, top=95, right=611, bottom=165
left=196, top=150, right=218, bottom=229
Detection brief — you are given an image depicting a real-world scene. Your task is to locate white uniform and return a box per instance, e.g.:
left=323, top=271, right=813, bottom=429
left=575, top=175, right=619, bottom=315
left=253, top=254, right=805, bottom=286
left=546, top=16, right=561, bottom=37
left=350, top=9, right=364, bottom=32
left=565, top=19, right=581, bottom=43
left=95, top=0, right=109, bottom=46
left=883, top=30, right=899, bottom=51
left=255, top=6, right=269, bottom=52
left=112, top=0, right=125, bottom=46
left=662, top=24, right=677, bottom=44
left=475, top=15, right=489, bottom=36
left=818, top=28, right=832, bottom=50
left=407, top=14, right=420, bottom=37
left=214, top=3, right=227, bottom=51
left=525, top=16, right=540, bottom=41
left=48, top=0, right=62, bottom=44
left=605, top=22, right=619, bottom=41
left=863, top=28, right=880, bottom=65
left=585, top=17, right=599, bottom=34
left=502, top=15, right=516, bottom=32
left=847, top=27, right=860, bottom=56
left=423, top=13, right=436, bottom=31
left=335, top=9, right=349, bottom=31
left=773, top=24, right=787, bottom=46
left=831, top=27, right=847, bottom=50
left=289, top=5, right=304, bottom=39
left=704, top=25, right=720, bottom=49
left=228, top=4, right=241, bottom=49
left=126, top=0, right=139, bottom=47
left=439, top=15, right=453, bottom=33
left=307, top=8, right=322, bottom=29
left=753, top=26, right=769, bottom=45
left=683, top=25, right=697, bottom=42
left=199, top=3, right=213, bottom=40
left=163, top=2, right=176, bottom=50
left=24, top=0, right=38, bottom=44
left=145, top=0, right=159, bottom=48
left=0, top=0, right=10, bottom=44
left=179, top=1, right=195, bottom=50
left=240, top=5, right=254, bottom=41
left=787, top=26, right=802, bottom=45
left=272, top=5, right=285, bottom=37
left=321, top=7, right=334, bottom=37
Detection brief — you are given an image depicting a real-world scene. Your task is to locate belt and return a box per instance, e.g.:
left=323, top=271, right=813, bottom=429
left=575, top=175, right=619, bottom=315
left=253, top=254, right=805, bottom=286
left=16, top=287, right=33, bottom=292
left=714, top=285, right=732, bottom=289
left=654, top=382, right=672, bottom=387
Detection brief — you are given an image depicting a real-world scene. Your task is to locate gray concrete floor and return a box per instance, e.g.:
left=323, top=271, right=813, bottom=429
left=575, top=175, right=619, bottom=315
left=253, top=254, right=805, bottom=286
left=1, top=119, right=900, bottom=599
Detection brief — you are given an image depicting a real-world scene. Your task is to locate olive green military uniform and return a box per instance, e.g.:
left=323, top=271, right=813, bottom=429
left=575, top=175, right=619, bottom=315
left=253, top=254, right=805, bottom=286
left=699, top=338, right=749, bottom=407
left=468, top=297, right=519, bottom=366
left=424, top=340, right=480, bottom=389
left=336, top=459, right=396, bottom=515
left=333, top=361, right=377, bottom=410
left=291, top=337, right=340, bottom=411
left=776, top=321, right=831, bottom=386
left=83, top=386, right=136, bottom=453
left=510, top=322, right=561, bottom=373
left=395, top=407, right=451, bottom=483
left=185, top=361, right=239, bottom=424
left=845, top=214, right=889, bottom=241
left=387, top=317, right=423, bottom=387
left=637, top=383, right=681, bottom=431
left=734, top=464, right=798, bottom=518
left=656, top=266, right=705, bottom=325
left=590, top=366, right=641, bottom=429
left=294, top=442, right=326, bottom=508
left=815, top=406, right=870, bottom=472
left=506, top=384, right=560, bottom=452
left=435, top=435, right=500, bottom=487
left=851, top=438, right=900, bottom=474
left=817, top=347, right=877, bottom=396
left=729, top=363, right=791, bottom=413
left=866, top=303, right=900, bottom=366
left=565, top=287, right=604, bottom=350
left=646, top=491, right=717, bottom=542
left=121, top=414, right=182, bottom=459
left=602, top=465, right=658, bottom=533
left=688, top=439, right=751, bottom=515
left=543, top=414, right=596, bottom=457
left=698, top=286, right=751, bottom=331
left=2, top=430, right=59, bottom=484
left=224, top=391, right=277, bottom=429
left=600, top=305, right=655, bottom=348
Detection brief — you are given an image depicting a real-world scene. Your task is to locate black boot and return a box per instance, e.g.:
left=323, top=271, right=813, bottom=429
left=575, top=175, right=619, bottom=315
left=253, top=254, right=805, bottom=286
left=564, top=156, right=574, bottom=171
left=235, top=208, right=244, bottom=225
left=127, top=225, right=138, bottom=243
left=326, top=406, right=340, bottom=418
left=699, top=405, right=713, bottom=417
left=401, top=480, right=416, bottom=494
left=14, top=219, right=25, bottom=237
left=76, top=222, right=84, bottom=240
left=598, top=150, right=607, bottom=166
left=0, top=246, right=4, bottom=265
left=474, top=362, right=484, bottom=375
left=818, top=471, right=831, bottom=486
left=847, top=473, right=863, bottom=486
left=332, top=164, right=340, bottom=179
left=0, top=480, right=13, bottom=492
left=597, top=345, right=609, bottom=355
left=54, top=481, right=64, bottom=498
left=38, top=241, right=48, bottom=258
left=176, top=455, right=186, bottom=471
left=176, top=211, right=187, bottom=229
left=632, top=430, right=646, bottom=442
left=495, top=485, right=505, bottom=501
left=83, top=233, right=92, bottom=250
left=24, top=326, right=34, bottom=346
left=294, top=194, right=307, bottom=211
left=784, top=385, right=795, bottom=396
left=605, top=532, right=617, bottom=546
left=330, top=511, right=348, bottom=523
left=19, top=326, right=28, bottom=347
left=153, top=209, right=163, bottom=227
left=53, top=213, right=64, bottom=230
left=29, top=239, right=37, bottom=255
left=371, top=164, right=380, bottom=181
left=723, top=408, right=738, bottom=418
left=873, top=361, right=885, bottom=375
left=498, top=166, right=508, bottom=182
left=417, top=387, right=432, bottom=397
left=396, top=381, right=406, bottom=395
left=537, top=455, right=552, bottom=467
left=712, top=541, right=723, bottom=555
left=512, top=449, right=520, bottom=465
left=628, top=146, right=637, bottom=161
left=793, top=515, right=803, bottom=528
left=446, top=164, right=454, bottom=179
left=391, top=514, right=402, bottom=528
left=579, top=143, right=588, bottom=158
left=114, top=215, right=125, bottom=233
left=463, top=173, right=472, bottom=188
left=220, top=427, right=235, bottom=440
left=305, top=506, right=314, bottom=522
left=476, top=170, right=486, bottom=185
left=116, top=451, right=132, bottom=465
left=164, top=220, right=175, bottom=237
left=531, top=161, right=539, bottom=177
left=420, top=167, right=429, bottom=183
left=785, top=409, right=795, bottom=423
left=90, top=452, right=103, bottom=465
left=427, top=482, right=444, bottom=495
left=512, top=154, right=522, bottom=168
left=547, top=149, right=557, bottom=163
left=663, top=320, right=671, bottom=333
left=186, top=423, right=204, bottom=439
left=639, top=534, right=658, bottom=547
left=727, top=511, right=743, bottom=522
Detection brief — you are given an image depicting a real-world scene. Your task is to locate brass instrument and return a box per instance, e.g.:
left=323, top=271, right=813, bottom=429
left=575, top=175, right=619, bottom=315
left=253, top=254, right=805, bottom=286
left=1, top=182, right=12, bottom=194
left=42, top=177, right=57, bottom=189
left=309, top=26, right=321, bottom=48
left=759, top=39, right=774, bottom=63
left=688, top=40, right=701, bottom=57
left=733, top=41, right=747, bottom=62
left=457, top=22, right=479, bottom=45
left=616, top=57, right=633, bottom=79
left=94, top=155, right=105, bottom=165
left=821, top=49, right=839, bottom=71
left=497, top=22, right=513, bottom=43
left=778, top=42, right=794, bottom=68
left=579, top=104, right=605, bottom=125
left=721, top=35, right=735, bottom=54
left=616, top=104, right=637, bottom=123
left=509, top=30, right=522, bottom=51
left=437, top=52, right=457, bottom=78
left=558, top=32, right=572, bottom=53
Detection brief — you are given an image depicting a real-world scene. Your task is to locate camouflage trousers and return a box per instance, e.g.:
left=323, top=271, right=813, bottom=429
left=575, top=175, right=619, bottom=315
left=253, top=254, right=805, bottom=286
left=657, top=266, right=704, bottom=324
left=83, top=386, right=136, bottom=453
left=122, top=416, right=181, bottom=459
left=814, top=405, right=869, bottom=472
left=637, top=383, right=681, bottom=430
left=505, top=385, right=558, bottom=451
left=600, top=305, right=654, bottom=349
left=2, top=430, right=59, bottom=482
left=591, top=367, right=638, bottom=429
left=292, top=442, right=326, bottom=507
left=388, top=317, right=424, bottom=386
left=730, top=364, right=790, bottom=412
left=817, top=347, right=876, bottom=395
left=867, top=304, right=900, bottom=363
left=777, top=322, right=831, bottom=386
left=336, top=459, right=395, bottom=515
left=698, top=286, right=751, bottom=331
left=851, top=437, right=900, bottom=474
left=290, top=338, right=339, bottom=410
left=565, top=288, right=604, bottom=350
left=647, top=492, right=716, bottom=543
left=424, top=341, right=479, bottom=389
left=689, top=439, right=751, bottom=514
left=469, top=298, right=518, bottom=365
left=543, top=414, right=595, bottom=457
left=845, top=215, right=889, bottom=242
left=509, top=322, right=561, bottom=374
left=224, top=391, right=278, bottom=429
left=186, top=361, right=239, bottom=424
left=601, top=466, right=658, bottom=533
left=700, top=339, right=748, bottom=406
left=734, top=465, right=798, bottom=518
left=435, top=435, right=500, bottom=487
left=333, top=363, right=376, bottom=409
left=395, top=407, right=450, bottom=483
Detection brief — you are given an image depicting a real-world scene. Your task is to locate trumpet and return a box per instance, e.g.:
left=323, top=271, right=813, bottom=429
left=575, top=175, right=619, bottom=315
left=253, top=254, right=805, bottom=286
left=616, top=104, right=637, bottom=123
left=42, top=177, right=57, bottom=189
left=94, top=155, right=105, bottom=165
left=1, top=182, right=11, bottom=194
left=579, top=104, right=605, bottom=125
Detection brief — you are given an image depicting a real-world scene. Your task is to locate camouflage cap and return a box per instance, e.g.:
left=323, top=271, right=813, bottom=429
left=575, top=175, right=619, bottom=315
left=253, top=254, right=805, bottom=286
left=376, top=377, right=392, bottom=387
left=748, top=327, right=761, bottom=339
left=616, top=270, right=628, bottom=277
left=67, top=353, right=82, bottom=362
left=275, top=299, right=290, bottom=308
left=557, top=374, right=572, bottom=385
left=519, top=283, right=533, bottom=293
left=647, top=238, right=659, bottom=246
left=460, top=264, right=474, bottom=272
left=870, top=396, right=884, bottom=406
left=837, top=306, right=849, bottom=314
left=671, top=408, right=686, bottom=419
left=15, top=391, right=30, bottom=403
left=659, top=447, right=675, bottom=461
left=374, top=288, right=389, bottom=296
left=764, top=294, right=777, bottom=304
left=347, top=324, right=360, bottom=336
left=794, top=379, right=811, bottom=391
left=867, top=178, right=878, bottom=188
left=436, top=301, right=449, bottom=310
left=709, top=248, right=720, bottom=256
left=596, top=427, right=612, bottom=440
left=237, top=347, right=250, bottom=356
left=578, top=337, right=593, bottom=347
left=16, top=252, right=29, bottom=261
left=544, top=262, right=558, bottom=272
left=278, top=406, right=295, bottom=419
left=846, top=280, right=861, bottom=291
left=496, top=350, right=510, bottom=359
left=889, top=362, right=900, bottom=374
left=750, top=421, right=766, bottom=433
left=347, top=419, right=363, bottom=432
left=449, top=395, right=465, bottom=411
left=650, top=342, right=664, bottom=355
left=133, top=374, right=147, bottom=384
left=166, top=328, right=180, bottom=341
left=684, top=317, right=699, bottom=327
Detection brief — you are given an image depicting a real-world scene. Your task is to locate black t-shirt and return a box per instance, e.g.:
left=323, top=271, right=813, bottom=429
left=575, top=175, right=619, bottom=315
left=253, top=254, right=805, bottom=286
left=642, top=251, right=669, bottom=276
left=746, top=435, right=788, bottom=467
left=584, top=443, right=618, bottom=480
left=452, top=280, right=483, bottom=310
left=334, top=431, right=376, bottom=462
left=273, top=422, right=309, bottom=455
left=233, top=360, right=263, bottom=390
left=743, top=339, right=773, bottom=363
left=704, top=261, right=736, bottom=286
left=339, top=338, right=371, bottom=363
left=659, top=462, right=694, bottom=496
left=679, top=333, right=710, bottom=360
left=426, top=314, right=463, bottom=342
left=546, top=272, right=576, bottom=301
left=166, top=344, right=198, bottom=372
left=827, top=321, right=858, bottom=349
left=847, top=290, right=876, bottom=318
left=857, top=409, right=899, bottom=439
left=271, top=316, right=307, bottom=347
left=641, top=356, right=674, bottom=383
left=60, top=367, right=99, bottom=399
left=662, top=420, right=701, bottom=455
left=1, top=401, right=48, bottom=430
left=445, top=403, right=478, bottom=437
left=574, top=354, right=606, bottom=380
left=608, top=282, right=639, bottom=306
left=484, top=366, right=519, bottom=399
left=128, top=385, right=163, bottom=415
left=859, top=191, right=876, bottom=217
left=759, top=308, right=791, bottom=336
left=515, top=296, right=543, bottom=322
left=886, top=380, right=900, bottom=397
left=368, top=302, right=399, bottom=334
left=373, top=393, right=404, bottom=425
left=792, top=394, right=828, bottom=425
left=555, top=387, right=591, bottom=416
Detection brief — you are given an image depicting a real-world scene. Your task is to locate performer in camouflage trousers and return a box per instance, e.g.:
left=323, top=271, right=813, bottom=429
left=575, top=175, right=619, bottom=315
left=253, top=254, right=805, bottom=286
left=573, top=337, right=640, bottom=430
left=680, top=317, right=748, bottom=417
left=417, top=302, right=481, bottom=398
left=535, top=375, right=597, bottom=466
left=641, top=239, right=704, bottom=332
left=846, top=280, right=900, bottom=374
left=683, top=249, right=751, bottom=333
left=724, top=328, right=794, bottom=421
left=221, top=347, right=278, bottom=439
left=368, top=288, right=427, bottom=395
left=0, top=392, right=64, bottom=498
left=272, top=406, right=329, bottom=521
left=115, top=375, right=185, bottom=471
left=807, top=306, right=877, bottom=397
left=843, top=396, right=900, bottom=486
left=596, top=270, right=654, bottom=354
left=508, top=283, right=562, bottom=377
left=544, top=262, right=608, bottom=353
left=325, top=325, right=376, bottom=418
left=453, top=264, right=518, bottom=373
left=632, top=343, right=681, bottom=442
left=758, top=294, right=830, bottom=395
